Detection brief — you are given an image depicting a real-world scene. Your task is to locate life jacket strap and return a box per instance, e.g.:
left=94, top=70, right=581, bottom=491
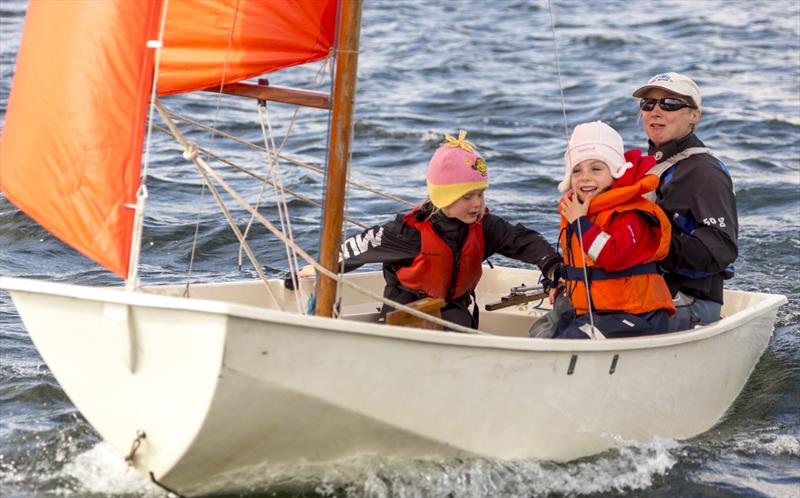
left=564, top=262, right=658, bottom=281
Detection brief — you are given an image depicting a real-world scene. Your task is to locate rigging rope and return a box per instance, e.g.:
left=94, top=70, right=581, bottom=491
left=151, top=124, right=368, bottom=229
left=155, top=100, right=486, bottom=335
left=256, top=102, right=308, bottom=314
left=547, top=0, right=600, bottom=339
left=163, top=111, right=415, bottom=208
left=182, top=0, right=242, bottom=298
left=237, top=102, right=297, bottom=263
left=181, top=142, right=284, bottom=309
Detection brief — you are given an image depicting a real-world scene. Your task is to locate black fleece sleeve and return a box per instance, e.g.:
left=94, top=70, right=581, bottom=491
left=481, top=214, right=561, bottom=278
left=338, top=214, right=421, bottom=273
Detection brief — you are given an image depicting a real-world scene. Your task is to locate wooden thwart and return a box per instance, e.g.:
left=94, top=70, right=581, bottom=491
left=385, top=297, right=446, bottom=330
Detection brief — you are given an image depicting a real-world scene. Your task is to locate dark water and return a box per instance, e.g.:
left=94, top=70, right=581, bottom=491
left=1, top=0, right=799, bottom=496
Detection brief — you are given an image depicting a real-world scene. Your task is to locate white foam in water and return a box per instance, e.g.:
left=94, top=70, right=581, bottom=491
left=49, top=438, right=680, bottom=497
left=56, top=442, right=163, bottom=497
left=305, top=437, right=681, bottom=498
left=732, top=430, right=800, bottom=456
left=0, top=453, right=25, bottom=488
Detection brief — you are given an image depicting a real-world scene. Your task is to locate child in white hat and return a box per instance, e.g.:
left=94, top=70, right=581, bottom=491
left=552, top=121, right=675, bottom=339
left=302, top=131, right=562, bottom=330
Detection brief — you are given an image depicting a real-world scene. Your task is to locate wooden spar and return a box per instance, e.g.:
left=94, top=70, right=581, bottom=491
left=208, top=82, right=331, bottom=110
left=315, top=0, right=363, bottom=318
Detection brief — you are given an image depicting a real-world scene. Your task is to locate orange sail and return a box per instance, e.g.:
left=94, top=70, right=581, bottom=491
left=0, top=0, right=162, bottom=278
left=0, top=0, right=337, bottom=278
left=159, top=0, right=336, bottom=95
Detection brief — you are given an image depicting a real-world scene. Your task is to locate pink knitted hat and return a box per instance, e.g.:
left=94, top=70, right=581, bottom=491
left=427, top=130, right=489, bottom=208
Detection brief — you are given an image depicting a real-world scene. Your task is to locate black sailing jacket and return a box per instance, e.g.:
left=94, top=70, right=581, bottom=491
left=337, top=202, right=561, bottom=327
left=649, top=133, right=739, bottom=304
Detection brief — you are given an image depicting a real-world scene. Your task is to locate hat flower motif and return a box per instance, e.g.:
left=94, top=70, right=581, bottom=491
left=426, top=130, right=489, bottom=208
left=443, top=130, right=486, bottom=177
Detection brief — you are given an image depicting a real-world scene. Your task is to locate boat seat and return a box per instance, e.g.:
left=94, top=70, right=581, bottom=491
left=385, top=297, right=446, bottom=330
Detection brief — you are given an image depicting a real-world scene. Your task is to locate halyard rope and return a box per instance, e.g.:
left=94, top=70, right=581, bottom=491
left=155, top=99, right=487, bottom=335
left=182, top=0, right=242, bottom=298
left=547, top=0, right=600, bottom=339
left=181, top=142, right=284, bottom=310
left=257, top=102, right=308, bottom=313
left=236, top=102, right=294, bottom=266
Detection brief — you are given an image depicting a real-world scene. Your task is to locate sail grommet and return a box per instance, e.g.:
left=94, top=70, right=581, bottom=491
left=182, top=143, right=198, bottom=161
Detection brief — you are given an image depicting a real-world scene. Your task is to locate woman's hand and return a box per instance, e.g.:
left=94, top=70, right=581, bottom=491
left=560, top=191, right=588, bottom=224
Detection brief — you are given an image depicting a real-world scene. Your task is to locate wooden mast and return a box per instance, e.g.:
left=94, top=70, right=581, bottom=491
left=315, top=0, right=363, bottom=317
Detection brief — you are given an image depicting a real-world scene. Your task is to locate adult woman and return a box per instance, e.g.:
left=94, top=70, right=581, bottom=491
left=529, top=72, right=738, bottom=338
left=632, top=72, right=738, bottom=331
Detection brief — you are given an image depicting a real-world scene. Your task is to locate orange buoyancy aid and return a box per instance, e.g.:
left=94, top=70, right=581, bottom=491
left=396, top=208, right=486, bottom=300
left=561, top=175, right=675, bottom=316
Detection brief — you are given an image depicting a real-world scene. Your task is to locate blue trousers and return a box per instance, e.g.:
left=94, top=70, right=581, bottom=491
left=555, top=309, right=671, bottom=339
left=665, top=292, right=721, bottom=332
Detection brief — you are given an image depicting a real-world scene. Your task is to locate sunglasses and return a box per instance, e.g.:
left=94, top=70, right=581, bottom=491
left=639, top=97, right=696, bottom=112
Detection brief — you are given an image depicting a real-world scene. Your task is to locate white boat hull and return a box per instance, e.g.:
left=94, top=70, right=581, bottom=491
left=0, top=267, right=786, bottom=495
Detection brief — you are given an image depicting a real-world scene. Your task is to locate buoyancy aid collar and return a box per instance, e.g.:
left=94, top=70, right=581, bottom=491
left=585, top=174, right=659, bottom=216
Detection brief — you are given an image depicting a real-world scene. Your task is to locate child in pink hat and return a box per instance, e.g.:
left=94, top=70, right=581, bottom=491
left=304, top=130, right=561, bottom=330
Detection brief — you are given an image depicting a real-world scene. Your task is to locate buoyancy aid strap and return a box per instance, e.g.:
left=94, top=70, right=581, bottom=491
left=564, top=262, right=659, bottom=281
left=646, top=147, right=712, bottom=178
left=643, top=147, right=712, bottom=202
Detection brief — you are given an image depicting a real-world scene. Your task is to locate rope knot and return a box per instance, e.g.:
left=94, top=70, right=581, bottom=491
left=182, top=142, right=198, bottom=161
left=443, top=130, right=475, bottom=153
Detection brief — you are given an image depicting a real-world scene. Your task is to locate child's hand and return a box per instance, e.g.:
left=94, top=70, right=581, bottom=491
left=298, top=264, right=316, bottom=278
left=548, top=286, right=559, bottom=305
left=547, top=277, right=566, bottom=305
left=560, top=191, right=588, bottom=224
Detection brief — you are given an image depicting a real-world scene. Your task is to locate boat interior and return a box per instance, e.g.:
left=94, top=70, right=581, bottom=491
left=141, top=266, right=547, bottom=337
left=139, top=265, right=776, bottom=339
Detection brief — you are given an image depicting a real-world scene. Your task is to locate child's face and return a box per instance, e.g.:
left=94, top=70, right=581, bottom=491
left=571, top=159, right=613, bottom=203
left=442, top=188, right=486, bottom=224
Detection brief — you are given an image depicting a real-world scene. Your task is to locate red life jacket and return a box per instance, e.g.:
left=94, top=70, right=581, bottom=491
left=396, top=208, right=486, bottom=300
left=561, top=175, right=675, bottom=316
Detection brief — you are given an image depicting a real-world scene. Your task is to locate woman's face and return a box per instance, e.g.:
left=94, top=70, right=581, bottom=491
left=571, top=159, right=613, bottom=203
left=641, top=88, right=701, bottom=146
left=442, top=188, right=486, bottom=224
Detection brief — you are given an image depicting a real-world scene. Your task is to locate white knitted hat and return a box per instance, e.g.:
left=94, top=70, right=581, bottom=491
left=558, top=121, right=633, bottom=193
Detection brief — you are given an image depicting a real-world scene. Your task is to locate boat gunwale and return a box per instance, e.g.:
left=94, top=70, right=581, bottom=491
left=1, top=275, right=787, bottom=354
